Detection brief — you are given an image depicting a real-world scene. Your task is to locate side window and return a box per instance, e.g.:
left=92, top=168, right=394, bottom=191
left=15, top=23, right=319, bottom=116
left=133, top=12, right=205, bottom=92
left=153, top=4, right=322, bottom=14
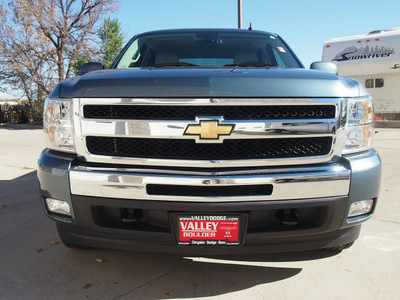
left=365, top=79, right=374, bottom=88
left=272, top=49, right=286, bottom=67
left=116, top=39, right=140, bottom=68
left=375, top=78, right=384, bottom=88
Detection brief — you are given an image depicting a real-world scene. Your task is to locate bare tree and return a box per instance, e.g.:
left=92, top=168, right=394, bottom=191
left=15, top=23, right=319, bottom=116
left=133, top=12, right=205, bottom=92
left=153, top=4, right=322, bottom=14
left=0, top=0, right=117, bottom=102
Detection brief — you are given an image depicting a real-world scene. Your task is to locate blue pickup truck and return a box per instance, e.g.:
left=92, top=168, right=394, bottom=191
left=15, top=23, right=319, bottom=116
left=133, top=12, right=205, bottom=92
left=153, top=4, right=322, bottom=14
left=37, top=29, right=381, bottom=254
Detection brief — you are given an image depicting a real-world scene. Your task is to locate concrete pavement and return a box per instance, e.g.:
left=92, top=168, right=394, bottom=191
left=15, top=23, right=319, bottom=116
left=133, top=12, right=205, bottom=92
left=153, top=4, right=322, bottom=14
left=0, top=125, right=399, bottom=300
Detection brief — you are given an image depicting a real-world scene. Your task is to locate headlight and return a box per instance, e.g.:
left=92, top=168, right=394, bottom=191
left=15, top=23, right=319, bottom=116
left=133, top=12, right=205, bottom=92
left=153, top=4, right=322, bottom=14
left=344, top=96, right=374, bottom=154
left=44, top=97, right=75, bottom=152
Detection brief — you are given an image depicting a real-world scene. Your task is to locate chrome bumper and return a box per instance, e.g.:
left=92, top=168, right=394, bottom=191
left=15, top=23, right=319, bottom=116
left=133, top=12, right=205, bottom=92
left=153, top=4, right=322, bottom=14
left=69, top=164, right=350, bottom=202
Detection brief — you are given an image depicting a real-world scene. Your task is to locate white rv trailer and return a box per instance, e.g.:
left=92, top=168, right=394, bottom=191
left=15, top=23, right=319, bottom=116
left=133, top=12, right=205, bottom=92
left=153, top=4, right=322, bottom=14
left=322, top=28, right=400, bottom=119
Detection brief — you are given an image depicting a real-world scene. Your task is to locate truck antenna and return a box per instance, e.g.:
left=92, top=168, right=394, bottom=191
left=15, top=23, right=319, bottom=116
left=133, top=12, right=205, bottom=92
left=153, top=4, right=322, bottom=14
left=248, top=23, right=253, bottom=31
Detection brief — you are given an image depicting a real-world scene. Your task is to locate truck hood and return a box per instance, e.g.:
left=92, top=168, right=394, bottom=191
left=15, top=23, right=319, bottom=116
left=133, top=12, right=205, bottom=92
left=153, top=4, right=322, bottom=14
left=52, top=67, right=363, bottom=98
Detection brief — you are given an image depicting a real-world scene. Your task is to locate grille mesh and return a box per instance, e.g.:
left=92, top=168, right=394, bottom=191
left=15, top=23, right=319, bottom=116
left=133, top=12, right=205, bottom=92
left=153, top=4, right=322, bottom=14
left=84, top=105, right=336, bottom=120
left=86, top=136, right=333, bottom=160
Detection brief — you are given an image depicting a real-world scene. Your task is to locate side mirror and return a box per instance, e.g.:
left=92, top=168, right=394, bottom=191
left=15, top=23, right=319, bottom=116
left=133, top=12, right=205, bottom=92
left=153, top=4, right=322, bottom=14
left=310, top=61, right=338, bottom=75
left=79, top=62, right=106, bottom=76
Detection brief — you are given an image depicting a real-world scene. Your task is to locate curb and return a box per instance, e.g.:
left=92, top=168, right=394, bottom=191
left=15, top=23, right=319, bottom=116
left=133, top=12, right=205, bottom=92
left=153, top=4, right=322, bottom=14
left=375, top=121, right=400, bottom=128
left=0, top=123, right=43, bottom=130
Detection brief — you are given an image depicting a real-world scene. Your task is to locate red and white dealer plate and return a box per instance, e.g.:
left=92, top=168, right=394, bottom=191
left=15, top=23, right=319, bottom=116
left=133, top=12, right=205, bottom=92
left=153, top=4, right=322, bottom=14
left=178, top=215, right=240, bottom=246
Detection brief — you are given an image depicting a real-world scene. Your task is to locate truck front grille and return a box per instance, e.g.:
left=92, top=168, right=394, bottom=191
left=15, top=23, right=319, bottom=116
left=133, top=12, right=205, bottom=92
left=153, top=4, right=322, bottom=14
left=86, top=136, right=333, bottom=160
left=83, top=105, right=336, bottom=120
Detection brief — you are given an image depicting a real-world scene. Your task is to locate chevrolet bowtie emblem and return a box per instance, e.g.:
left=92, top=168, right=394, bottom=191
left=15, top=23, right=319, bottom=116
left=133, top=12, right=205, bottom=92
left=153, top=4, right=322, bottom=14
left=184, top=120, right=235, bottom=140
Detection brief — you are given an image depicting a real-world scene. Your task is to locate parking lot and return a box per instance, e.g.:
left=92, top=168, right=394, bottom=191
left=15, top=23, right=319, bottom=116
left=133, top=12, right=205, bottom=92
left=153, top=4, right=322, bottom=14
left=0, top=125, right=399, bottom=300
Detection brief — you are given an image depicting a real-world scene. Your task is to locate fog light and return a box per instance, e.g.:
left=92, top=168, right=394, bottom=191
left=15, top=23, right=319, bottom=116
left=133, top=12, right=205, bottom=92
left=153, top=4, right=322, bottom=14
left=348, top=199, right=374, bottom=217
left=45, top=198, right=71, bottom=216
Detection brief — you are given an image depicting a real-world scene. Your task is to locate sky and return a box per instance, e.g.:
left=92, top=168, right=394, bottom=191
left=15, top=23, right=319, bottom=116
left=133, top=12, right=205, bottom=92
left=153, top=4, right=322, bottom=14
left=1, top=0, right=399, bottom=99
left=115, top=0, right=399, bottom=68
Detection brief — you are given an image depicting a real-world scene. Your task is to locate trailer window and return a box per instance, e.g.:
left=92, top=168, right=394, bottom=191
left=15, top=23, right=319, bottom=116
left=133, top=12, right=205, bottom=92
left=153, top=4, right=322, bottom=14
left=375, top=78, right=384, bottom=88
left=365, top=79, right=374, bottom=88
left=365, top=78, right=384, bottom=88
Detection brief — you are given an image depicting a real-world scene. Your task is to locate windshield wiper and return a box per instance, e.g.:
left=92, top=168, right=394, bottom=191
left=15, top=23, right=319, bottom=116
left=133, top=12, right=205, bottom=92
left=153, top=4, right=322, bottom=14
left=153, top=62, right=198, bottom=67
left=224, top=63, right=275, bottom=67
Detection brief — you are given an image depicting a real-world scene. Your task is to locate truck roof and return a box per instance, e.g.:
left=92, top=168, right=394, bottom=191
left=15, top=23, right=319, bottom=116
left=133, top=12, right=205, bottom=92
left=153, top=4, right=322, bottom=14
left=135, top=28, right=278, bottom=37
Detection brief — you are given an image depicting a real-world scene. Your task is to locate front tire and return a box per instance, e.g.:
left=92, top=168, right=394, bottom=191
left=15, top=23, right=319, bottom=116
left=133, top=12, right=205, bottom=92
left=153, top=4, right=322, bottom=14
left=60, top=239, right=92, bottom=249
left=325, top=242, right=354, bottom=252
left=57, top=223, right=93, bottom=249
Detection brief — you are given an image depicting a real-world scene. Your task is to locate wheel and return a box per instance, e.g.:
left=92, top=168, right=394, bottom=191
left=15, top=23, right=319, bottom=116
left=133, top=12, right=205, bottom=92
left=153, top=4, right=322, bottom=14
left=61, top=239, right=92, bottom=249
left=325, top=242, right=354, bottom=252
left=56, top=223, right=93, bottom=249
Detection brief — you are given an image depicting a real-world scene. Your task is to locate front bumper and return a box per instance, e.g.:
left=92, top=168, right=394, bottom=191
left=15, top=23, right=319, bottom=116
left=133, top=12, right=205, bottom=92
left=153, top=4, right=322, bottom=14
left=37, top=149, right=381, bottom=254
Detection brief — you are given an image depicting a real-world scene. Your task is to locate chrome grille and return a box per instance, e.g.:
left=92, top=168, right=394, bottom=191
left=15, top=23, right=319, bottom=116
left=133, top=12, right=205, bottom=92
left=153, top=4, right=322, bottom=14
left=75, top=97, right=343, bottom=167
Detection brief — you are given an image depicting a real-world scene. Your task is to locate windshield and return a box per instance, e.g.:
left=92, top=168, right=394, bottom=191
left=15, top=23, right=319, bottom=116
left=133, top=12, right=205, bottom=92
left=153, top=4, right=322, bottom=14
left=115, top=30, right=302, bottom=69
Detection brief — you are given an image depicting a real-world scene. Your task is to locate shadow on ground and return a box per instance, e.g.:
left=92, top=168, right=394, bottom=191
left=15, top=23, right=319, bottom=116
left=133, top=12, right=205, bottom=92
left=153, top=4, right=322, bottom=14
left=0, top=171, right=339, bottom=299
left=56, top=248, right=305, bottom=299
left=0, top=170, right=39, bottom=204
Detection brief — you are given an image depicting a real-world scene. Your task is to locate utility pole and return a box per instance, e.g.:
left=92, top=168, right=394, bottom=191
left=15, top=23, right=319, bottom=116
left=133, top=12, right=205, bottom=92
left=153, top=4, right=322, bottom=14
left=238, top=0, right=242, bottom=29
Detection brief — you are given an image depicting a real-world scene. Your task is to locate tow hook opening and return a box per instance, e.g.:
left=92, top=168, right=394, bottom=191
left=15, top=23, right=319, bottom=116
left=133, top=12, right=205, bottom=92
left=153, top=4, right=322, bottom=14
left=276, top=209, right=299, bottom=226
left=120, top=208, right=143, bottom=223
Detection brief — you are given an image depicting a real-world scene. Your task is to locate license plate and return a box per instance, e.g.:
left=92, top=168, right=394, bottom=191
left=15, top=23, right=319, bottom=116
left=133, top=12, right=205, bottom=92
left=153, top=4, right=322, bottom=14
left=178, top=215, right=240, bottom=246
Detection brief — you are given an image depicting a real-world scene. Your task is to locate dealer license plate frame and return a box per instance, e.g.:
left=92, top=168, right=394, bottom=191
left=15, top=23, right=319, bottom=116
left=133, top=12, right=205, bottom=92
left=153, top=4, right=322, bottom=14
left=173, top=214, right=246, bottom=246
